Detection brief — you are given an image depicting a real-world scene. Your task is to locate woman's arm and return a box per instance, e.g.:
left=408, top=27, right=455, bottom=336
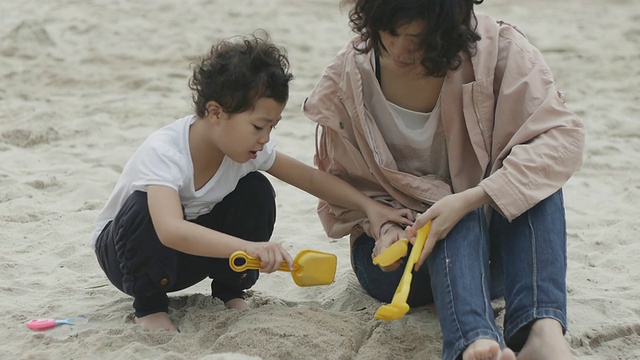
left=407, top=186, right=493, bottom=270
left=146, top=185, right=293, bottom=272
left=480, top=25, right=584, bottom=221
left=267, top=151, right=413, bottom=239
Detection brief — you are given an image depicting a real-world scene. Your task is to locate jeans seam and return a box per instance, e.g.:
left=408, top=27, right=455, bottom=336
left=479, top=215, right=493, bottom=327
left=528, top=212, right=538, bottom=317
left=443, top=239, right=465, bottom=347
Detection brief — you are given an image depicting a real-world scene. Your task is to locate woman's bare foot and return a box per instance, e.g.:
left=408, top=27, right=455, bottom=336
left=134, top=312, right=177, bottom=332
left=517, top=319, right=573, bottom=360
left=225, top=297, right=250, bottom=311
left=463, top=339, right=517, bottom=360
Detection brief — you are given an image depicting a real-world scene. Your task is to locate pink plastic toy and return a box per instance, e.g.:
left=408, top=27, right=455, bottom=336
left=27, top=317, right=88, bottom=331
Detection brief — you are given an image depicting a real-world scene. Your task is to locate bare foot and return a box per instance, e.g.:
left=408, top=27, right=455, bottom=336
left=463, top=339, right=517, bottom=360
left=517, top=319, right=573, bottom=360
left=500, top=348, right=516, bottom=360
left=134, top=312, right=177, bottom=332
left=225, top=297, right=250, bottom=311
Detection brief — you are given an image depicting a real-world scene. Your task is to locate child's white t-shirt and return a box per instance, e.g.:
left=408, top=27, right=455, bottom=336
left=90, top=115, right=277, bottom=249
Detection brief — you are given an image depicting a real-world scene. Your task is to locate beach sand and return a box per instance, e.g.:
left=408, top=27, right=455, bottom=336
left=1, top=0, right=639, bottom=359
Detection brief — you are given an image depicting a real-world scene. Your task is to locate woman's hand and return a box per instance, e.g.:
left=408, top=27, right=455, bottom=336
left=372, top=225, right=407, bottom=272
left=244, top=242, right=294, bottom=273
left=365, top=201, right=414, bottom=240
left=407, top=187, right=493, bottom=271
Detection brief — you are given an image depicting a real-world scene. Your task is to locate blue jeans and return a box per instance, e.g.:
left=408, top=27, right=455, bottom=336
left=352, top=190, right=567, bottom=360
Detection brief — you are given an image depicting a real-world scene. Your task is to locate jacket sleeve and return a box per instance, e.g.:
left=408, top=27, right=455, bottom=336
left=304, top=67, right=418, bottom=239
left=303, top=64, right=367, bottom=239
left=314, top=123, right=419, bottom=239
left=479, top=25, right=585, bottom=221
left=314, top=121, right=369, bottom=239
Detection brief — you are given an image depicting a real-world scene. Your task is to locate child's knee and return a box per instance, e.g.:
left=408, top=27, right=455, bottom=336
left=238, top=172, right=276, bottom=209
left=111, top=191, right=178, bottom=297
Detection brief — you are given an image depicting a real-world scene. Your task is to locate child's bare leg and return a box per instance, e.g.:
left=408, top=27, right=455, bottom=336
left=224, top=297, right=250, bottom=311
left=134, top=312, right=177, bottom=331
left=516, top=319, right=573, bottom=360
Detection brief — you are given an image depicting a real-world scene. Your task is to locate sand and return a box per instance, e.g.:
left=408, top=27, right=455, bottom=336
left=1, top=0, right=639, bottom=359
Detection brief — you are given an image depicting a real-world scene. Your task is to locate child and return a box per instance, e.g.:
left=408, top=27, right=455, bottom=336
left=91, top=33, right=412, bottom=332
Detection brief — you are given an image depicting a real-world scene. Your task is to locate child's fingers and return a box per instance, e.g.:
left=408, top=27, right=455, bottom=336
left=267, top=246, right=283, bottom=273
left=270, top=250, right=284, bottom=273
left=281, top=249, right=294, bottom=271
left=401, top=209, right=415, bottom=221
left=259, top=249, right=273, bottom=272
left=390, top=210, right=413, bottom=226
left=394, top=212, right=414, bottom=226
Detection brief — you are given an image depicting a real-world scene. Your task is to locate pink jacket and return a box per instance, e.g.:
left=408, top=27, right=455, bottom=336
left=303, top=13, right=585, bottom=241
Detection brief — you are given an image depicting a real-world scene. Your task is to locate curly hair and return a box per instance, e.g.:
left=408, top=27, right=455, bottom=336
left=344, top=0, right=483, bottom=77
left=189, top=32, right=294, bottom=118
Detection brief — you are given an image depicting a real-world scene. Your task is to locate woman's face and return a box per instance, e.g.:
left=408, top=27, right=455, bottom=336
left=379, top=20, right=426, bottom=71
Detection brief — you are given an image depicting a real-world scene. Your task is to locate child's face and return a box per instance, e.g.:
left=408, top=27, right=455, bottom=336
left=215, top=97, right=285, bottom=163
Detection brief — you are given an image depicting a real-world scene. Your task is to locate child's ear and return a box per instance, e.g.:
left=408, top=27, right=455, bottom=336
left=205, top=101, right=224, bottom=123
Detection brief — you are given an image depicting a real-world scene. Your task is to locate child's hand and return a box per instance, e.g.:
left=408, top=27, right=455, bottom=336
left=366, top=202, right=413, bottom=240
left=245, top=242, right=294, bottom=273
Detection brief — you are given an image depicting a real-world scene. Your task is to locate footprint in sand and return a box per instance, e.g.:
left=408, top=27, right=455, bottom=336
left=0, top=20, right=55, bottom=58
left=1, top=127, right=60, bottom=148
left=25, top=176, right=61, bottom=190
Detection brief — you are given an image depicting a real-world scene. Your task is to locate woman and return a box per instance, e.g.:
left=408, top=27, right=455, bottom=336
left=303, top=1, right=584, bottom=359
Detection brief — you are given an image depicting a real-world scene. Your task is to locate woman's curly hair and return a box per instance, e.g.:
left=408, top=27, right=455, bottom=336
left=189, top=31, right=293, bottom=118
left=344, top=0, right=483, bottom=77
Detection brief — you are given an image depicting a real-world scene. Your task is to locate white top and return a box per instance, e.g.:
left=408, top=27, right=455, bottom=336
left=377, top=100, right=450, bottom=180
left=90, top=115, right=277, bottom=248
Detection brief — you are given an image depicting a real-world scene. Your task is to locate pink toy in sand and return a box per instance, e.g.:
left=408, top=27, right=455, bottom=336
left=27, top=317, right=88, bottom=331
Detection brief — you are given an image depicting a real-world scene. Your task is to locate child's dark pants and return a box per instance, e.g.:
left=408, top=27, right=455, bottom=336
left=94, top=172, right=275, bottom=317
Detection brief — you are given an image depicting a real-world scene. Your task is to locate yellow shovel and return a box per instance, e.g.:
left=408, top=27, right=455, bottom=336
left=229, top=249, right=337, bottom=287
left=373, top=221, right=431, bottom=321
left=372, top=238, right=409, bottom=267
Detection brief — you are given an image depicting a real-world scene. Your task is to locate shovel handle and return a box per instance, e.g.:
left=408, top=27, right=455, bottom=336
left=229, top=251, right=292, bottom=272
left=374, top=221, right=431, bottom=321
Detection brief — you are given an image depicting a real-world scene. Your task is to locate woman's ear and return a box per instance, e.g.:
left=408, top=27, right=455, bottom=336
left=205, top=101, right=224, bottom=123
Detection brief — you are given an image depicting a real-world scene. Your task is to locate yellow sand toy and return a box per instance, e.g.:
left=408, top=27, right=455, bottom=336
left=229, top=249, right=337, bottom=287
left=372, top=221, right=431, bottom=321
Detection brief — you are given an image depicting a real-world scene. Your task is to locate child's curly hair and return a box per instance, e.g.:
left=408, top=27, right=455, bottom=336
left=189, top=32, right=294, bottom=118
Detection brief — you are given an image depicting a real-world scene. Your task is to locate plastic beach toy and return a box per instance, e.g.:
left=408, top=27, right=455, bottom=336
left=27, top=317, right=89, bottom=331
left=374, top=221, right=431, bottom=321
left=230, top=249, right=337, bottom=287
left=372, top=238, right=409, bottom=267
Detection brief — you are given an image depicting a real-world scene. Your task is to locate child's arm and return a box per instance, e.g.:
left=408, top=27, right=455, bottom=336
left=267, top=151, right=413, bottom=239
left=146, top=185, right=293, bottom=272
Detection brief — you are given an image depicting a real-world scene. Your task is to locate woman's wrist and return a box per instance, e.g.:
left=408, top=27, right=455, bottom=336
left=463, top=186, right=493, bottom=211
